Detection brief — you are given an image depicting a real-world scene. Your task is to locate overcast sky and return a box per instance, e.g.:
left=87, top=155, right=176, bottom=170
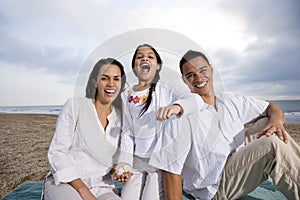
left=0, top=0, right=299, bottom=106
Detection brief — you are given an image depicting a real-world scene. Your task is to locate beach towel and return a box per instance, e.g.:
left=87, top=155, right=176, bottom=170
left=2, top=178, right=286, bottom=200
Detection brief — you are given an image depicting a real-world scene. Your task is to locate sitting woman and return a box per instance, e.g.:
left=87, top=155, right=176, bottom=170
left=43, top=58, right=126, bottom=200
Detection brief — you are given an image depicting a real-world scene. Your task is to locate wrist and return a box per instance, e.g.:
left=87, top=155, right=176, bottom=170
left=173, top=104, right=183, bottom=115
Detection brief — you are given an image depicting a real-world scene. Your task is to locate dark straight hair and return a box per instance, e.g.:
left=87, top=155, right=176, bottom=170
left=131, top=44, right=163, bottom=117
left=179, top=50, right=210, bottom=75
left=85, top=58, right=126, bottom=110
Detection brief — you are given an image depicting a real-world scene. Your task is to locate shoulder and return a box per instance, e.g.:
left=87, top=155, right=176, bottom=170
left=122, top=85, right=134, bottom=96
left=218, top=93, right=244, bottom=103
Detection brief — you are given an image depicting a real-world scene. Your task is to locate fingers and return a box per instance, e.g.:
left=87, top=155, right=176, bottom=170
left=256, top=123, right=288, bottom=143
left=115, top=174, right=130, bottom=183
left=256, top=125, right=271, bottom=139
left=156, top=105, right=181, bottom=121
left=275, top=130, right=288, bottom=144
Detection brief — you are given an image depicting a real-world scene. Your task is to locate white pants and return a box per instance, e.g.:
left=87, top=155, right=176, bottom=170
left=42, top=174, right=121, bottom=200
left=121, top=169, right=164, bottom=200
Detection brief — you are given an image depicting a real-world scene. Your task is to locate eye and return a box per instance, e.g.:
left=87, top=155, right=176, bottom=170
left=114, top=77, right=121, bottom=81
left=185, top=73, right=195, bottom=79
left=101, top=76, right=108, bottom=81
left=200, top=69, right=207, bottom=74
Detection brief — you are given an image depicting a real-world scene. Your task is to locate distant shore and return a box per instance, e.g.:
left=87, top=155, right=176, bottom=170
left=0, top=113, right=299, bottom=198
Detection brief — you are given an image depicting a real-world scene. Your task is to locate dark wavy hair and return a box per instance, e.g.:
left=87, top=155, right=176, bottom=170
left=85, top=58, right=126, bottom=110
left=131, top=44, right=163, bottom=117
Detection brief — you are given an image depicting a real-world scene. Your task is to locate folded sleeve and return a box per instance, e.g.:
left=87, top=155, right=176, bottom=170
left=47, top=98, right=80, bottom=184
left=118, top=91, right=135, bottom=166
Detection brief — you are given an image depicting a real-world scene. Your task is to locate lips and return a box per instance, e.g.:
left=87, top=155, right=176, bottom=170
left=140, top=63, right=150, bottom=73
left=194, top=81, right=207, bottom=88
left=104, top=89, right=115, bottom=94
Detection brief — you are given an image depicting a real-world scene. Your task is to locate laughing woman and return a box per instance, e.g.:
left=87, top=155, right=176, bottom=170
left=43, top=58, right=126, bottom=200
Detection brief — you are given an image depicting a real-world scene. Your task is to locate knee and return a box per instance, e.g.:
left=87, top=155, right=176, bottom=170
left=258, top=135, right=286, bottom=154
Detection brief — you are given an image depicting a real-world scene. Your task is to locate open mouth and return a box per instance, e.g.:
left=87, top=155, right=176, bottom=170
left=194, top=81, right=207, bottom=88
left=141, top=64, right=150, bottom=73
left=104, top=89, right=115, bottom=95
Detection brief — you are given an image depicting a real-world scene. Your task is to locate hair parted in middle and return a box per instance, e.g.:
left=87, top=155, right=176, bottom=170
left=131, top=44, right=163, bottom=117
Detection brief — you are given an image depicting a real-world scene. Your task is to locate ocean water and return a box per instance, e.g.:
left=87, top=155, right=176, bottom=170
left=0, top=105, right=62, bottom=115
left=270, top=100, right=300, bottom=123
left=0, top=100, right=299, bottom=122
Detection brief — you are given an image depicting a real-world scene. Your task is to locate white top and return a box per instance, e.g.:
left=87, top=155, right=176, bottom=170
left=48, top=97, right=121, bottom=196
left=118, top=80, right=205, bottom=168
left=150, top=93, right=269, bottom=200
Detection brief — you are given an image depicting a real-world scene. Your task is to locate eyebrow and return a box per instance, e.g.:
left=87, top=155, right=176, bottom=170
left=137, top=51, right=155, bottom=56
left=101, top=74, right=121, bottom=78
left=184, top=65, right=208, bottom=76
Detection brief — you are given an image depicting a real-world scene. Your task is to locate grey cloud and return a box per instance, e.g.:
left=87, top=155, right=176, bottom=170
left=212, top=0, right=300, bottom=98
left=220, top=0, right=300, bottom=38
left=0, top=29, right=83, bottom=76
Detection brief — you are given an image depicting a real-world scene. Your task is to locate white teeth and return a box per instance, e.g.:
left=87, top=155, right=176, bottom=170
left=195, top=82, right=207, bottom=88
left=141, top=63, right=150, bottom=67
left=105, top=89, right=115, bottom=93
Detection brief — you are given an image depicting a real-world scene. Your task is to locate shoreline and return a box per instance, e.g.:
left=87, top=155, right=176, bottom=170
left=0, top=113, right=299, bottom=198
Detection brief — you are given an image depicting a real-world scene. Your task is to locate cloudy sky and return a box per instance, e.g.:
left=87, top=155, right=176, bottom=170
left=0, top=0, right=299, bottom=106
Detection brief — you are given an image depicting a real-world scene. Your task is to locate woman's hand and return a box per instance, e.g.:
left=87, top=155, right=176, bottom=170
left=112, top=163, right=133, bottom=183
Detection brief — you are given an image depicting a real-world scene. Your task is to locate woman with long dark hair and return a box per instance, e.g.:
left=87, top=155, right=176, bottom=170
left=43, top=58, right=126, bottom=200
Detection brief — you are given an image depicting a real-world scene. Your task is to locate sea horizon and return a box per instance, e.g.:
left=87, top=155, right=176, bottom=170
left=0, top=99, right=300, bottom=123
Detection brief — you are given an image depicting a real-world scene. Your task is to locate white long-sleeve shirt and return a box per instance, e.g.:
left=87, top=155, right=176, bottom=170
left=48, top=97, right=121, bottom=196
left=150, top=93, right=269, bottom=199
left=118, top=80, right=205, bottom=168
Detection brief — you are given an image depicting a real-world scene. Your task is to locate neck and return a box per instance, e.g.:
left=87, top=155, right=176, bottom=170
left=134, top=80, right=152, bottom=91
left=94, top=99, right=112, bottom=114
left=201, top=91, right=216, bottom=106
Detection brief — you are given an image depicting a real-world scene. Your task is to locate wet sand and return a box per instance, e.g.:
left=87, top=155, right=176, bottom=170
left=0, top=113, right=299, bottom=198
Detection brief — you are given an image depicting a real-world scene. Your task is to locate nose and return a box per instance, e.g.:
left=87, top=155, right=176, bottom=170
left=107, top=79, right=115, bottom=87
left=142, top=57, right=149, bottom=61
left=194, top=72, right=204, bottom=82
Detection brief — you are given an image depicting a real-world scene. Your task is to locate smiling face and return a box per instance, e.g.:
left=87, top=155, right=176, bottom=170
left=96, top=64, right=122, bottom=105
left=133, top=46, right=160, bottom=84
left=182, top=56, right=214, bottom=100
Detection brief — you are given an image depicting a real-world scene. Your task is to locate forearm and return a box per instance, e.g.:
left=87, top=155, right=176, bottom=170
left=266, top=102, right=285, bottom=124
left=162, top=171, right=182, bottom=200
left=69, top=178, right=95, bottom=199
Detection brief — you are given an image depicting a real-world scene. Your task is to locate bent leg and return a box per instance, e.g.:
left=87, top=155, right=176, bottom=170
left=43, top=175, right=81, bottom=200
left=121, top=171, right=144, bottom=200
left=214, top=134, right=300, bottom=200
left=141, top=170, right=164, bottom=200
left=97, top=192, right=121, bottom=200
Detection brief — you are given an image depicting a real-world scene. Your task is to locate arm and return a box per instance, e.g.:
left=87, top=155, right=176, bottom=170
left=256, top=102, right=287, bottom=143
left=48, top=98, right=80, bottom=184
left=113, top=91, right=134, bottom=182
left=156, top=82, right=206, bottom=121
left=163, top=171, right=182, bottom=200
left=69, top=179, right=96, bottom=200
left=156, top=104, right=182, bottom=121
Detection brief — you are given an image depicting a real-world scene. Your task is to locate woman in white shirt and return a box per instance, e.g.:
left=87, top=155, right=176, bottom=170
left=43, top=58, right=126, bottom=200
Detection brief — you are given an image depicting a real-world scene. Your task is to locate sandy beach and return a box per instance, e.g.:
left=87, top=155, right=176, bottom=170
left=0, top=113, right=299, bottom=198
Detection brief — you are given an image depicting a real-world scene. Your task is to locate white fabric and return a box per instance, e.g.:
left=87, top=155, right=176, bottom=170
left=150, top=93, right=269, bottom=200
left=118, top=80, right=205, bottom=167
left=121, top=169, right=164, bottom=200
left=47, top=97, right=121, bottom=197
